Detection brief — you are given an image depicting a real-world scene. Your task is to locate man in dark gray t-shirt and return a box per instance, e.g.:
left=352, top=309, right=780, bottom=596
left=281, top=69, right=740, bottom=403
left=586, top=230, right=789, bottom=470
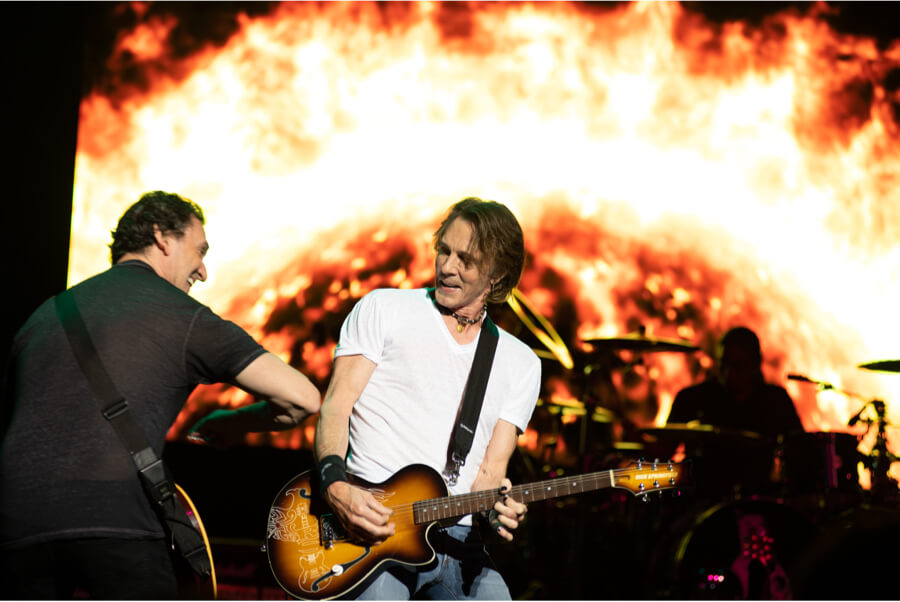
left=0, top=191, right=321, bottom=599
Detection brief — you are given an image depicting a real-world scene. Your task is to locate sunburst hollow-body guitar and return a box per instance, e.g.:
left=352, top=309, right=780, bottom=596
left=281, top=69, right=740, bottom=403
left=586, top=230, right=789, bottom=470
left=266, top=461, right=687, bottom=600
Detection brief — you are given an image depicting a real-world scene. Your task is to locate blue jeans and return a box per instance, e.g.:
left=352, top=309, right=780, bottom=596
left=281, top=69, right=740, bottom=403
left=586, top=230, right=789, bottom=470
left=353, top=524, right=511, bottom=600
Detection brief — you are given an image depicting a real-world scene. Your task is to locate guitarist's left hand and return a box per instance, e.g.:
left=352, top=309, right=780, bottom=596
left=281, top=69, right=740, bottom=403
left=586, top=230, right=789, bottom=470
left=488, top=478, right=527, bottom=542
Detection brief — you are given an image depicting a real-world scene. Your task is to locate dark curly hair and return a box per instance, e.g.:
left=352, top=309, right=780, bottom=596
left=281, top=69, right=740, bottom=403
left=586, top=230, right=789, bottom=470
left=433, top=197, right=526, bottom=304
left=109, top=191, right=205, bottom=264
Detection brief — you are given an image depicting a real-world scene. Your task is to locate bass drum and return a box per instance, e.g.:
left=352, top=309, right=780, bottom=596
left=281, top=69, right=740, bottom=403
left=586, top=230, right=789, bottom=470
left=651, top=498, right=817, bottom=600
left=789, top=504, right=900, bottom=600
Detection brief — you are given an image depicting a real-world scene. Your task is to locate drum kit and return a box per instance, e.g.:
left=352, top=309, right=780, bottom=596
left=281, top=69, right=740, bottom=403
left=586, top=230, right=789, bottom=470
left=526, top=327, right=900, bottom=502
left=517, top=321, right=900, bottom=600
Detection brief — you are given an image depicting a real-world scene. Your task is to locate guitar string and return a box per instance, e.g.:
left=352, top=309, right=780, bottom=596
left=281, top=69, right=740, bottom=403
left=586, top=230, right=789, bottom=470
left=376, top=468, right=679, bottom=518
left=380, top=476, right=608, bottom=521
left=372, top=477, right=590, bottom=514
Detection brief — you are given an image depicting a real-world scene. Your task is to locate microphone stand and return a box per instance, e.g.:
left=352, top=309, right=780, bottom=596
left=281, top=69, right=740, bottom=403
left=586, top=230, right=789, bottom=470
left=855, top=399, right=899, bottom=503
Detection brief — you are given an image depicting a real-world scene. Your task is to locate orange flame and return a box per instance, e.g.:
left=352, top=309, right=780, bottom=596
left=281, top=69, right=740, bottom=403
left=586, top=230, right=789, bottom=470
left=69, top=3, right=900, bottom=482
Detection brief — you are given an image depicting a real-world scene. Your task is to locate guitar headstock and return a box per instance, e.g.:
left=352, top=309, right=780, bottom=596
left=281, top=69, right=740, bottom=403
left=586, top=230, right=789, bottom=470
left=611, top=459, right=690, bottom=497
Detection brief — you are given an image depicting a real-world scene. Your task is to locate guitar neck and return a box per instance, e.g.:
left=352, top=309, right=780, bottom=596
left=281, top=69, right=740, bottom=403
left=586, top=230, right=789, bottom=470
left=412, top=469, right=617, bottom=524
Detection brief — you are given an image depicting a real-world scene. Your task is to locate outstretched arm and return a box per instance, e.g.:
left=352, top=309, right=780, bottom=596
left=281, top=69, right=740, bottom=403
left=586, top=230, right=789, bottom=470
left=189, top=352, right=321, bottom=445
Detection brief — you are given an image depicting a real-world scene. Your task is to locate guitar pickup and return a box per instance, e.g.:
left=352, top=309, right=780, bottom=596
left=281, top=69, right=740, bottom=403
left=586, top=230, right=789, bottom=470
left=319, top=513, right=347, bottom=549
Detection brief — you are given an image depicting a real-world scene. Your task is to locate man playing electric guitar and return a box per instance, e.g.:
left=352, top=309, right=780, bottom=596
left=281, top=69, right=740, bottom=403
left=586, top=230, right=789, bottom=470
left=314, top=197, right=540, bottom=600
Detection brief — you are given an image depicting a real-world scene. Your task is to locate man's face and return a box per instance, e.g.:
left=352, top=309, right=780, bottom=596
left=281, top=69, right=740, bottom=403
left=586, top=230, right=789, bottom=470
left=164, top=215, right=209, bottom=293
left=433, top=217, right=493, bottom=315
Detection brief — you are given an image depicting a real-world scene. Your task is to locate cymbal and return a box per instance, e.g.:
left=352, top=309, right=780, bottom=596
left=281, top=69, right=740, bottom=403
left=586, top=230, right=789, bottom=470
left=537, top=398, right=616, bottom=423
left=858, top=360, right=900, bottom=373
left=583, top=335, right=699, bottom=353
left=639, top=423, right=762, bottom=441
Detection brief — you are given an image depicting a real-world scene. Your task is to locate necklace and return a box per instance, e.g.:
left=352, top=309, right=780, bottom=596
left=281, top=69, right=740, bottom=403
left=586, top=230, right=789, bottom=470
left=429, top=289, right=487, bottom=333
left=450, top=305, right=486, bottom=333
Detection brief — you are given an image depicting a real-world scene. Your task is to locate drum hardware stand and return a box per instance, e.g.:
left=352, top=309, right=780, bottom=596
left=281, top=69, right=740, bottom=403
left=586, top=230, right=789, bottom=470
left=852, top=399, right=900, bottom=503
left=789, top=374, right=898, bottom=502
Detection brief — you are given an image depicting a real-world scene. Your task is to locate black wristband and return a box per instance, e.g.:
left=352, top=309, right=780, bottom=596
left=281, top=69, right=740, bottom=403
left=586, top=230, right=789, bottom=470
left=317, top=454, right=348, bottom=497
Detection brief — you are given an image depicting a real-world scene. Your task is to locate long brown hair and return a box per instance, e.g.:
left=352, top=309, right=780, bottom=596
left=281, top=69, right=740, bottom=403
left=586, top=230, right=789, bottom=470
left=433, top=197, right=526, bottom=304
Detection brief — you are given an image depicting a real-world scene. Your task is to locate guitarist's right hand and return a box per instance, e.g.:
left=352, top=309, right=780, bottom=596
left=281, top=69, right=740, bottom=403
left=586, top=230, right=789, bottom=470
left=323, top=481, right=396, bottom=546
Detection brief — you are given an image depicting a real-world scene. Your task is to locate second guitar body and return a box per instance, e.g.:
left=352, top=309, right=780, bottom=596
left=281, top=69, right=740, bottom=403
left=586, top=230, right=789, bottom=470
left=266, top=461, right=685, bottom=600
left=172, top=483, right=218, bottom=600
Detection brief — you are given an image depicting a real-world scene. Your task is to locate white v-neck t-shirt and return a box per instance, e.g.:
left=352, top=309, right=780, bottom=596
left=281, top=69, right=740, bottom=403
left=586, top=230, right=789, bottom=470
left=335, top=288, right=540, bottom=503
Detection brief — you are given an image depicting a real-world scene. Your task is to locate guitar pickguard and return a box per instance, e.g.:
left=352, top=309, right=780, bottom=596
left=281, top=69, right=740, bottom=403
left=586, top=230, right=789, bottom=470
left=367, top=487, right=396, bottom=505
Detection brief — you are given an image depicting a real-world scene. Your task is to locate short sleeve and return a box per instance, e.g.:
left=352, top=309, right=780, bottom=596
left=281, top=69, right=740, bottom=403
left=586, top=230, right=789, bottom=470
left=503, top=359, right=540, bottom=433
left=334, top=290, right=387, bottom=365
left=496, top=335, right=541, bottom=434
left=183, top=307, right=266, bottom=384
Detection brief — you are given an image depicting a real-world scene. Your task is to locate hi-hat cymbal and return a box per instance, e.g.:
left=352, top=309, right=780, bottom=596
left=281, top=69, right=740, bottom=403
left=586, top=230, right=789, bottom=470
left=537, top=398, right=616, bottom=422
left=583, top=335, right=699, bottom=353
left=858, top=360, right=900, bottom=373
left=539, top=396, right=584, bottom=409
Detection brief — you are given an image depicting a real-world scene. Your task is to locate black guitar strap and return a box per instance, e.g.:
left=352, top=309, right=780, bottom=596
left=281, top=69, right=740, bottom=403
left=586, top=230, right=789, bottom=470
left=53, top=289, right=212, bottom=577
left=445, top=314, right=499, bottom=487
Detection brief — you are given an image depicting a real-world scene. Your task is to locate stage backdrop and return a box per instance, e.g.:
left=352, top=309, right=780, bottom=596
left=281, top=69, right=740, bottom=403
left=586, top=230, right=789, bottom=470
left=67, top=1, right=900, bottom=485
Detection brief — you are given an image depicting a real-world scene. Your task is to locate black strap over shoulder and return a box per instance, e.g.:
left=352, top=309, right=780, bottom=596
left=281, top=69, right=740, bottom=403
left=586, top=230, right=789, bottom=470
left=54, top=290, right=172, bottom=501
left=445, top=315, right=499, bottom=486
left=53, top=289, right=211, bottom=577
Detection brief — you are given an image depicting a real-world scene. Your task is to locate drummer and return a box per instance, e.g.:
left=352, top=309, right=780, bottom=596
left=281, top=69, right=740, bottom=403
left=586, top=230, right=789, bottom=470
left=668, top=326, right=803, bottom=437
left=666, top=326, right=804, bottom=499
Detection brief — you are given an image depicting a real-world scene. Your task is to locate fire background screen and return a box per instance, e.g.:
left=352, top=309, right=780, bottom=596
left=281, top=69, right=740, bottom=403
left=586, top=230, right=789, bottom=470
left=5, top=1, right=900, bottom=599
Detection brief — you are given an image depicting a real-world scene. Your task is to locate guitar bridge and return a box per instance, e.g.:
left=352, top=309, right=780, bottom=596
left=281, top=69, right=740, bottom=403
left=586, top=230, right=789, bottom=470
left=319, top=513, right=347, bottom=549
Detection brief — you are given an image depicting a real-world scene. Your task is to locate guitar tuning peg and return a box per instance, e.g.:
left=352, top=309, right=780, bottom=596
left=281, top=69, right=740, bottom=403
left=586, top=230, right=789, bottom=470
left=640, top=494, right=649, bottom=503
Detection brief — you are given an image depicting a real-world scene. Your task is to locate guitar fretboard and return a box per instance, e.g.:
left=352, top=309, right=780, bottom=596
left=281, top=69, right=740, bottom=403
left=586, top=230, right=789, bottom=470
left=412, top=470, right=616, bottom=524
